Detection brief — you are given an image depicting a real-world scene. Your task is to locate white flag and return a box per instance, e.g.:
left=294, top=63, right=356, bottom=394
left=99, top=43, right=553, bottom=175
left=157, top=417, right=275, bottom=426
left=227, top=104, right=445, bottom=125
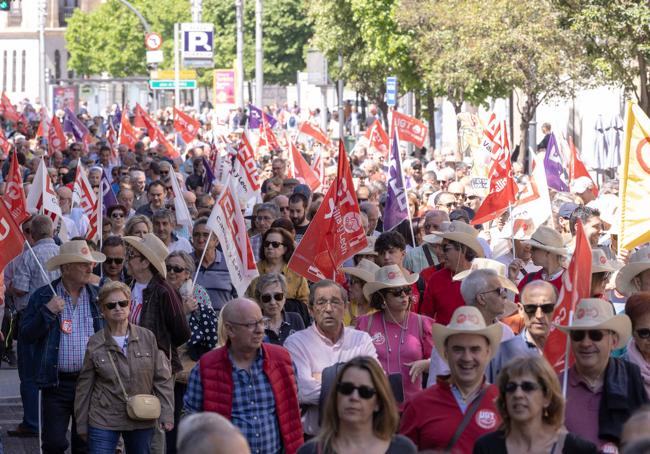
left=231, top=132, right=261, bottom=202
left=72, top=161, right=99, bottom=241
left=170, top=171, right=193, bottom=230
left=26, top=158, right=62, bottom=219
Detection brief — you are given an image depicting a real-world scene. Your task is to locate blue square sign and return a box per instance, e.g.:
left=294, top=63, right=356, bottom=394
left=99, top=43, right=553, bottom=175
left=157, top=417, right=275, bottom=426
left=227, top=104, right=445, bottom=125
left=386, top=76, right=398, bottom=107
left=181, top=23, right=214, bottom=60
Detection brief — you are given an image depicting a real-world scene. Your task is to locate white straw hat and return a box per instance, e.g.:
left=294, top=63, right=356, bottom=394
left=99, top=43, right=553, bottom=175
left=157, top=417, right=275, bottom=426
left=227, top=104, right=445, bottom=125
left=46, top=240, right=106, bottom=271
left=362, top=265, right=419, bottom=301
left=431, top=306, right=503, bottom=360
left=615, top=246, right=650, bottom=296
left=555, top=298, right=631, bottom=349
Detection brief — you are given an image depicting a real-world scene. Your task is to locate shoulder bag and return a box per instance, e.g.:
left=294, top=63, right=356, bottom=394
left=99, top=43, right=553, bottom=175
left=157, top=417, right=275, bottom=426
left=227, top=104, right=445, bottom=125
left=107, top=350, right=161, bottom=421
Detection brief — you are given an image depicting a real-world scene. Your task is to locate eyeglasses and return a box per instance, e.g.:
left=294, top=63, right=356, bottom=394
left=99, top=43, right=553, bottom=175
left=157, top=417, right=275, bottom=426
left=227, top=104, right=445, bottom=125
left=260, top=292, right=284, bottom=303
left=227, top=317, right=270, bottom=330
left=264, top=241, right=285, bottom=249
left=160, top=170, right=170, bottom=175
left=569, top=330, right=607, bottom=342
left=357, top=198, right=368, bottom=203
left=126, top=250, right=144, bottom=261
left=256, top=215, right=273, bottom=222
left=105, top=257, right=124, bottom=265
left=336, top=382, right=376, bottom=399
left=479, top=287, right=508, bottom=298
left=166, top=265, right=187, bottom=274
left=279, top=206, right=290, bottom=212
left=104, top=300, right=129, bottom=310
left=111, top=212, right=125, bottom=219
left=636, top=329, right=650, bottom=339
left=522, top=303, right=555, bottom=315
left=386, top=287, right=412, bottom=297
left=504, top=380, right=543, bottom=394
left=313, top=298, right=344, bottom=307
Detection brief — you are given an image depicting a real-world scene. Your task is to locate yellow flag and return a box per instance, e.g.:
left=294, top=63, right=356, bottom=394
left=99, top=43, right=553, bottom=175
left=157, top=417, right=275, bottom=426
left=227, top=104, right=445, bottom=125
left=620, top=102, right=650, bottom=250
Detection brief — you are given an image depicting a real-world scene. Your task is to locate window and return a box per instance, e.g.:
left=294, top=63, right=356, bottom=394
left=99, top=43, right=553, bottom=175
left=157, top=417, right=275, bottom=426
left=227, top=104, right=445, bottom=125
left=8, top=0, right=22, bottom=27
left=12, top=50, right=16, bottom=92
left=58, top=0, right=79, bottom=27
left=55, top=50, right=61, bottom=81
left=21, top=50, right=26, bottom=92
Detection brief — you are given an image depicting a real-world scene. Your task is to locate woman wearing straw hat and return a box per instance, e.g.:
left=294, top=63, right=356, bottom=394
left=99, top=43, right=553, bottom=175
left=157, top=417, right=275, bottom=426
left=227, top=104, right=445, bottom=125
left=340, top=259, right=379, bottom=326
left=517, top=226, right=567, bottom=298
left=616, top=245, right=650, bottom=297
left=356, top=265, right=434, bottom=408
left=590, top=248, right=620, bottom=299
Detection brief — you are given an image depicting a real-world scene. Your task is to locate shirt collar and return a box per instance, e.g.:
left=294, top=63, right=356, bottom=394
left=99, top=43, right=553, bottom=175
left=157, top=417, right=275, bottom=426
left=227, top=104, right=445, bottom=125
left=312, top=323, right=345, bottom=347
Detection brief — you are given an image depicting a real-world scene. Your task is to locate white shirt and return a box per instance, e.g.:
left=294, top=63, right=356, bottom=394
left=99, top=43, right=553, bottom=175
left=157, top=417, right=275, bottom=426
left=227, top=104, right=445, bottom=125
left=130, top=282, right=148, bottom=325
left=283, top=324, right=377, bottom=435
left=168, top=236, right=194, bottom=254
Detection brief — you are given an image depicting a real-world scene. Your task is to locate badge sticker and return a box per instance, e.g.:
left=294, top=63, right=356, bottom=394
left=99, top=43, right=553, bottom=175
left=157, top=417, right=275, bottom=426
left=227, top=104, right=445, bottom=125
left=475, top=410, right=497, bottom=429
left=61, top=319, right=73, bottom=334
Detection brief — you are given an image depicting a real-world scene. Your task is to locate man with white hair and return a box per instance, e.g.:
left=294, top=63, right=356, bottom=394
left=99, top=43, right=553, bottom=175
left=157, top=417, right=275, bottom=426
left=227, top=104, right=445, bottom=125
left=130, top=169, right=148, bottom=209
left=177, top=413, right=250, bottom=454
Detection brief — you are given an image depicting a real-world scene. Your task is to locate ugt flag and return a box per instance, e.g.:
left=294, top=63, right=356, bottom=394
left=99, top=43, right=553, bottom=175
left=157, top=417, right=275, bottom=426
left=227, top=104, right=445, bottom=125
left=248, top=104, right=277, bottom=129
left=383, top=129, right=408, bottom=231
left=544, top=133, right=569, bottom=192
left=0, top=196, right=25, bottom=273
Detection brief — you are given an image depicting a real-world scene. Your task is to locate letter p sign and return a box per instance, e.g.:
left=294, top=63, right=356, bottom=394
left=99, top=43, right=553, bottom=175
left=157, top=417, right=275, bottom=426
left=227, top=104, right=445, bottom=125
left=181, top=23, right=214, bottom=61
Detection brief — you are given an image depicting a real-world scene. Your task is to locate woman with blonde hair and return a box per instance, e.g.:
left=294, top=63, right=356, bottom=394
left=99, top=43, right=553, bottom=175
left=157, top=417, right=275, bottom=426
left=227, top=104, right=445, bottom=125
left=298, top=356, right=416, bottom=454
left=124, top=214, right=153, bottom=238
left=473, top=356, right=598, bottom=453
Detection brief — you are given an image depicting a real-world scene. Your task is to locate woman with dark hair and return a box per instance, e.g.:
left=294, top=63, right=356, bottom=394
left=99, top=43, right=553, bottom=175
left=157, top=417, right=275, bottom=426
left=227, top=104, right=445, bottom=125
left=474, top=356, right=598, bottom=453
left=246, top=227, right=310, bottom=324
left=624, top=292, right=650, bottom=397
left=298, top=356, right=416, bottom=454
left=107, top=204, right=128, bottom=237
left=253, top=272, right=305, bottom=345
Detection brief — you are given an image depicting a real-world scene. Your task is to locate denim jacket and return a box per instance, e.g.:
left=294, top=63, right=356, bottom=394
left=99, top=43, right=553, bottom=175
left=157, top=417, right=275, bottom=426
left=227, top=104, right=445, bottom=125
left=20, top=278, right=104, bottom=388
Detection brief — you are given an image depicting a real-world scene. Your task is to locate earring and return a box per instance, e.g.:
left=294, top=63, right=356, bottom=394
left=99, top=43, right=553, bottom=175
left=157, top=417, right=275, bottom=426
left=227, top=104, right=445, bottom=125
left=543, top=407, right=549, bottom=418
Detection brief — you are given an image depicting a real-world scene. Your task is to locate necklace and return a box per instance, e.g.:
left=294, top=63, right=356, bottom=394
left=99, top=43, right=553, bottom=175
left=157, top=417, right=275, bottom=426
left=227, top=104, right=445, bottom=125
left=381, top=312, right=409, bottom=374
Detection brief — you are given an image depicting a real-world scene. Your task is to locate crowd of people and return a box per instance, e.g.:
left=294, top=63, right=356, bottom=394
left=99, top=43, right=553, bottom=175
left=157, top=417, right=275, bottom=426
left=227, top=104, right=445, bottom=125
left=1, top=98, right=650, bottom=454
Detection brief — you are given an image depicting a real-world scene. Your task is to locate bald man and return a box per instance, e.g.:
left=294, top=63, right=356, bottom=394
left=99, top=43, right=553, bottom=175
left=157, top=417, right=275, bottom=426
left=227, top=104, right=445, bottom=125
left=183, top=298, right=304, bottom=453
left=177, top=412, right=250, bottom=454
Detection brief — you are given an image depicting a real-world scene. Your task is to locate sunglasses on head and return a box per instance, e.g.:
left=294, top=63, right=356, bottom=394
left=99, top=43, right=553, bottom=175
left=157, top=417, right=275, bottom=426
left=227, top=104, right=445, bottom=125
left=166, top=265, right=186, bottom=274
left=264, top=240, right=285, bottom=249
left=570, top=330, right=607, bottom=342
left=386, top=286, right=412, bottom=297
left=636, top=329, right=650, bottom=339
left=522, top=303, right=555, bottom=315
left=504, top=380, right=542, bottom=394
left=336, top=382, right=376, bottom=399
left=260, top=292, right=284, bottom=303
left=104, top=300, right=129, bottom=310
left=105, top=257, right=124, bottom=265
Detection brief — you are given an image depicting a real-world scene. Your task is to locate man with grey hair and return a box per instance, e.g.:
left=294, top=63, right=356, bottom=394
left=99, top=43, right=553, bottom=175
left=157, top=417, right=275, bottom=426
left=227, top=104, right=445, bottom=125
left=152, top=208, right=193, bottom=254
left=129, top=169, right=148, bottom=209
left=359, top=201, right=381, bottom=237
left=250, top=203, right=280, bottom=261
left=404, top=210, right=449, bottom=272
left=177, top=413, right=250, bottom=454
left=272, top=194, right=290, bottom=220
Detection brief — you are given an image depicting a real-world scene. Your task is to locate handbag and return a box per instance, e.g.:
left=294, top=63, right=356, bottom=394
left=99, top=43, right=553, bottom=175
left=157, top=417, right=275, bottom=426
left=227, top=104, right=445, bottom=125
left=107, top=349, right=161, bottom=421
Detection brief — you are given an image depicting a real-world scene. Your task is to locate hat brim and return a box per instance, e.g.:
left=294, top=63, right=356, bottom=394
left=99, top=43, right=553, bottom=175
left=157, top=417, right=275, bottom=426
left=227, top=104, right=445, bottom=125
left=452, top=271, right=519, bottom=295
left=523, top=238, right=568, bottom=256
left=615, top=262, right=650, bottom=296
left=340, top=267, right=375, bottom=283
left=422, top=233, right=443, bottom=245
left=592, top=260, right=620, bottom=274
left=432, top=322, right=503, bottom=362
left=362, top=272, right=419, bottom=301
left=46, top=251, right=106, bottom=271
left=555, top=314, right=631, bottom=349
left=432, top=231, right=485, bottom=258
left=123, top=236, right=167, bottom=279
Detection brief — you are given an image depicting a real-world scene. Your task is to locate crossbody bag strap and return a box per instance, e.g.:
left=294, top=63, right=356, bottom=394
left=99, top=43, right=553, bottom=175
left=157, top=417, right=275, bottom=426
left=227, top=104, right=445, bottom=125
left=423, top=243, right=435, bottom=266
left=445, top=387, right=488, bottom=452
left=107, top=350, right=129, bottom=402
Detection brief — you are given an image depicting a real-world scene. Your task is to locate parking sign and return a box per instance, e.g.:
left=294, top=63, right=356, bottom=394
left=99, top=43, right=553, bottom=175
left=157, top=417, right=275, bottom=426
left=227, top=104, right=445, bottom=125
left=181, top=23, right=214, bottom=61
left=386, top=76, right=398, bottom=107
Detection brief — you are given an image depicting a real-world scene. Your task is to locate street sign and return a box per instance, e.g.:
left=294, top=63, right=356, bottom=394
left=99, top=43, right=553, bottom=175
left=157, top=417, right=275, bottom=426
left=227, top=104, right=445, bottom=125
left=151, top=70, right=197, bottom=80
left=146, top=50, right=164, bottom=64
left=181, top=23, right=214, bottom=69
left=149, top=80, right=197, bottom=90
left=386, top=76, right=398, bottom=107
left=145, top=32, right=163, bottom=51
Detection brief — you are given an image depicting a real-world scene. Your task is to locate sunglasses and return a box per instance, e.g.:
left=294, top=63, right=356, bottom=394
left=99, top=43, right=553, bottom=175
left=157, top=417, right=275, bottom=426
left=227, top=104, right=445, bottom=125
left=569, top=330, right=607, bottom=342
left=105, top=257, right=124, bottom=265
left=386, top=286, right=412, bottom=297
left=261, top=292, right=284, bottom=303
left=480, top=287, right=508, bottom=298
left=264, top=241, right=285, bottom=249
left=636, top=329, right=650, bottom=339
left=160, top=170, right=170, bottom=175
left=337, top=382, right=376, bottom=399
left=522, top=303, right=555, bottom=315
left=104, top=300, right=129, bottom=310
left=166, top=265, right=187, bottom=274
left=504, top=380, right=542, bottom=394
left=111, top=212, right=125, bottom=218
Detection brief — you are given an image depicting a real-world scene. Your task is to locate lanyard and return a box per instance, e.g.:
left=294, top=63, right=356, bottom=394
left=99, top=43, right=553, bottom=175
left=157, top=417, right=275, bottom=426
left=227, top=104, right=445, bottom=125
left=381, top=312, right=408, bottom=374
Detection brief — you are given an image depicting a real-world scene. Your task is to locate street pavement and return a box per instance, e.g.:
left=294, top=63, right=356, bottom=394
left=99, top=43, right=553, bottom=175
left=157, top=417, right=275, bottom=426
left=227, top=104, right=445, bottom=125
left=0, top=367, right=40, bottom=453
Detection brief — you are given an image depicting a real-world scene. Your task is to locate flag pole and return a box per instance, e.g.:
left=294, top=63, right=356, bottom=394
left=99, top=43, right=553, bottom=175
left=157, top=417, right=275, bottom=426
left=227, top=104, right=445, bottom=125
left=562, top=310, right=574, bottom=398
left=393, top=123, right=416, bottom=248
left=192, top=230, right=212, bottom=289
left=24, top=240, right=57, bottom=295
left=508, top=203, right=515, bottom=259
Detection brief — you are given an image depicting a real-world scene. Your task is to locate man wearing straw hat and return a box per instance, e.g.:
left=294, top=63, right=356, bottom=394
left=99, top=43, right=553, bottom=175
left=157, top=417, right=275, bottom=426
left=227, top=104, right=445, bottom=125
left=400, top=305, right=502, bottom=452
left=558, top=298, right=648, bottom=450
left=616, top=245, right=650, bottom=298
left=20, top=240, right=106, bottom=453
left=517, top=225, right=568, bottom=297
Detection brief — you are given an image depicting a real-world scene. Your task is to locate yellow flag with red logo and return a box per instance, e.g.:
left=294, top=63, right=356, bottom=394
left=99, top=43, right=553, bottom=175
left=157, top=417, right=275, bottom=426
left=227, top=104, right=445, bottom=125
left=620, top=102, right=650, bottom=250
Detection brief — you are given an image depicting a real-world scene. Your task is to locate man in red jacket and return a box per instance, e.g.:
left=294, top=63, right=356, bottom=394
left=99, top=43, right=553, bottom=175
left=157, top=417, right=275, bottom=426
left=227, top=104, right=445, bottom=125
left=400, top=305, right=502, bottom=452
left=182, top=298, right=303, bottom=454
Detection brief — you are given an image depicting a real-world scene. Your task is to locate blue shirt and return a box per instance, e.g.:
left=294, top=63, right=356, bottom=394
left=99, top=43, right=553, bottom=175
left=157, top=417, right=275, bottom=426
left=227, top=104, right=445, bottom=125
left=57, top=282, right=95, bottom=373
left=184, top=349, right=282, bottom=454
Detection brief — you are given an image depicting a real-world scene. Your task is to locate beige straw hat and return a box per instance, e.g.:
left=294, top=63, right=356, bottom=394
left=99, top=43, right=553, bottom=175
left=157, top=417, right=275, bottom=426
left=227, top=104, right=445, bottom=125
left=355, top=236, right=378, bottom=256
left=362, top=265, right=419, bottom=301
left=46, top=240, right=106, bottom=271
left=122, top=233, right=170, bottom=278
left=341, top=259, right=380, bottom=283
left=427, top=220, right=484, bottom=258
left=431, top=306, right=503, bottom=360
left=555, top=298, right=631, bottom=349
left=523, top=225, right=568, bottom=256
left=615, top=246, right=650, bottom=296
left=591, top=248, right=620, bottom=274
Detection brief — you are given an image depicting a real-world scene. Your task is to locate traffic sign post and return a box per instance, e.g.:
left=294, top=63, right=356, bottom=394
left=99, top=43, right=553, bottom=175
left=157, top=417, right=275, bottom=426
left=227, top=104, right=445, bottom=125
left=386, top=76, right=398, bottom=107
left=149, top=80, right=197, bottom=90
left=145, top=32, right=163, bottom=51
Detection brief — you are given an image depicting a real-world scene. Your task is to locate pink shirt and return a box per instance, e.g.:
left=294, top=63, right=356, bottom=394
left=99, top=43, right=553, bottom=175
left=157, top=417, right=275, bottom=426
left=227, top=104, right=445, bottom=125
left=356, top=312, right=434, bottom=408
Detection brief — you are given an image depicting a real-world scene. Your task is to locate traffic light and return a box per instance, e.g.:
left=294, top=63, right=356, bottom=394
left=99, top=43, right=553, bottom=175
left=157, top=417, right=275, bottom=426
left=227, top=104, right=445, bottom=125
left=0, top=1, right=11, bottom=12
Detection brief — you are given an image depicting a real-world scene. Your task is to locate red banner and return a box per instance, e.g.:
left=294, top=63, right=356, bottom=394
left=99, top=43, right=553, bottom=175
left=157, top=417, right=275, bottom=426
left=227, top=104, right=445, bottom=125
left=365, top=119, right=389, bottom=157
left=3, top=151, right=29, bottom=225
left=0, top=128, right=11, bottom=156
left=174, top=108, right=200, bottom=143
left=288, top=141, right=368, bottom=281
left=299, top=121, right=332, bottom=148
left=289, top=139, right=321, bottom=192
left=48, top=116, right=67, bottom=156
left=0, top=197, right=25, bottom=274
left=392, top=111, right=428, bottom=147
left=0, top=91, right=19, bottom=123
left=118, top=112, right=138, bottom=150
left=569, top=137, right=598, bottom=197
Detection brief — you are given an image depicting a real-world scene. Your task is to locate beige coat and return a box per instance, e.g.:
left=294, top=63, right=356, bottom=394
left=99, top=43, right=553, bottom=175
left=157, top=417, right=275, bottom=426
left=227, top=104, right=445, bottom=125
left=74, top=324, right=174, bottom=435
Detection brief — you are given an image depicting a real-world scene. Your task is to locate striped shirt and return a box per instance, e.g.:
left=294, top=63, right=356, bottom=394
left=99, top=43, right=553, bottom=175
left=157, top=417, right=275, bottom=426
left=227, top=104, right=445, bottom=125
left=57, top=282, right=94, bottom=373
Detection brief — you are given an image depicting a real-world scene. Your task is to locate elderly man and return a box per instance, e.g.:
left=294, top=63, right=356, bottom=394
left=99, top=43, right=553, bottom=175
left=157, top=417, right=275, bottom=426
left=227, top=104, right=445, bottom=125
left=116, top=188, right=136, bottom=218
left=616, top=246, right=650, bottom=297
left=57, top=186, right=90, bottom=238
left=360, top=201, right=381, bottom=236
left=434, top=191, right=458, bottom=213
left=404, top=210, right=449, bottom=273
left=284, top=280, right=377, bottom=437
left=129, top=170, right=148, bottom=209
left=136, top=180, right=166, bottom=218
left=272, top=194, right=290, bottom=220
left=177, top=413, right=250, bottom=454
left=559, top=298, right=649, bottom=450
left=21, top=241, right=106, bottom=453
left=250, top=203, right=280, bottom=261
left=401, top=305, right=502, bottom=452
left=517, top=280, right=558, bottom=351
left=152, top=208, right=193, bottom=254
left=183, top=298, right=303, bottom=454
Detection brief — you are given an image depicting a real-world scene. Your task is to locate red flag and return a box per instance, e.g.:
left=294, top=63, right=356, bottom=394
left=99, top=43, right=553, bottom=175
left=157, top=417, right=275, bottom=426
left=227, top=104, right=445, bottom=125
left=543, top=220, right=592, bottom=374
left=72, top=163, right=99, bottom=242
left=258, top=120, right=279, bottom=151
left=288, top=138, right=321, bottom=191
left=568, top=137, right=599, bottom=197
left=134, top=104, right=179, bottom=159
left=311, top=148, right=325, bottom=187
left=118, top=112, right=138, bottom=150
left=0, top=128, right=11, bottom=156
left=0, top=91, right=19, bottom=123
left=3, top=151, right=29, bottom=224
left=173, top=108, right=200, bottom=143
left=392, top=111, right=428, bottom=148
left=298, top=122, right=332, bottom=148
left=0, top=198, right=25, bottom=273
left=365, top=119, right=389, bottom=157
left=153, top=128, right=180, bottom=159
left=288, top=141, right=368, bottom=281
left=48, top=116, right=67, bottom=156
left=36, top=108, right=49, bottom=138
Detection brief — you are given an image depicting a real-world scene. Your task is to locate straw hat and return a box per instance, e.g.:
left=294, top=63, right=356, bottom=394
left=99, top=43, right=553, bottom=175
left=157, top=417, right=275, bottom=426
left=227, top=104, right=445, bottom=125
left=362, top=265, right=419, bottom=301
left=46, top=240, right=106, bottom=271
left=428, top=220, right=484, bottom=258
left=615, top=246, right=650, bottom=296
left=431, top=306, right=503, bottom=360
left=422, top=221, right=450, bottom=245
left=523, top=225, right=568, bottom=256
left=122, top=233, right=170, bottom=278
left=591, top=248, right=620, bottom=274
left=355, top=236, right=378, bottom=256
left=555, top=298, right=631, bottom=349
left=341, top=259, right=380, bottom=283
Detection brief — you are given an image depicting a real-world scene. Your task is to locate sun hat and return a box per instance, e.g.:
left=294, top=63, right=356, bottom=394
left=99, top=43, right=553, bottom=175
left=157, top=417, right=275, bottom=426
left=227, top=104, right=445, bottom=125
left=46, top=240, right=106, bottom=271
left=122, top=233, right=170, bottom=278
left=427, top=220, right=484, bottom=258
left=615, top=245, right=650, bottom=296
left=341, top=259, right=380, bottom=283
left=431, top=305, right=503, bottom=360
left=523, top=225, right=568, bottom=256
left=362, top=265, right=419, bottom=301
left=422, top=221, right=450, bottom=245
left=591, top=248, right=620, bottom=274
left=555, top=298, right=631, bottom=349
left=355, top=236, right=378, bottom=256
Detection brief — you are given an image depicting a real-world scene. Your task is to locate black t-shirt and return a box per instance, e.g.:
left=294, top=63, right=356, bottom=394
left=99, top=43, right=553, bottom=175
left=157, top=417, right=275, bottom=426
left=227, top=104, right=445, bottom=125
left=473, top=430, right=599, bottom=454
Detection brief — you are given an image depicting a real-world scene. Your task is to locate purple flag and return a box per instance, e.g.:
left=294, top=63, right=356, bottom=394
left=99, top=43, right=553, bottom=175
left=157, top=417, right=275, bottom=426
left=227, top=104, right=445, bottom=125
left=383, top=131, right=409, bottom=231
left=248, top=104, right=277, bottom=129
left=202, top=156, right=216, bottom=194
left=100, top=169, right=118, bottom=214
left=111, top=104, right=122, bottom=132
left=62, top=108, right=90, bottom=142
left=544, top=133, right=570, bottom=192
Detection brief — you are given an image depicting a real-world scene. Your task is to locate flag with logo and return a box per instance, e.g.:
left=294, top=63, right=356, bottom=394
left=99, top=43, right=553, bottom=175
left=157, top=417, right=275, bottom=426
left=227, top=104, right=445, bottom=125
left=72, top=162, right=99, bottom=242
left=62, top=108, right=91, bottom=143
left=169, top=170, right=193, bottom=230
left=258, top=119, right=280, bottom=151
left=365, top=119, right=389, bottom=157
left=48, top=115, right=67, bottom=156
left=288, top=138, right=321, bottom=192
left=174, top=107, right=201, bottom=143
left=232, top=132, right=261, bottom=202
left=311, top=147, right=325, bottom=187
left=4, top=151, right=29, bottom=224
left=298, top=121, right=332, bottom=148
left=0, top=91, right=19, bottom=123
left=288, top=141, right=368, bottom=282
left=392, top=111, right=428, bottom=148
left=0, top=197, right=25, bottom=274
left=544, top=133, right=570, bottom=192
left=544, top=220, right=592, bottom=374
left=36, top=107, right=49, bottom=139
left=206, top=178, right=259, bottom=296
left=383, top=128, right=409, bottom=231
left=26, top=158, right=62, bottom=221
left=248, top=104, right=277, bottom=129
left=118, top=112, right=139, bottom=150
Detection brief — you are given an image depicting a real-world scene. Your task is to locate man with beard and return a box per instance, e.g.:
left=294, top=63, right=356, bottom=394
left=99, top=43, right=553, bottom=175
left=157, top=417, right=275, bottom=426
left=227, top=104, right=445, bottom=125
left=288, top=193, right=310, bottom=244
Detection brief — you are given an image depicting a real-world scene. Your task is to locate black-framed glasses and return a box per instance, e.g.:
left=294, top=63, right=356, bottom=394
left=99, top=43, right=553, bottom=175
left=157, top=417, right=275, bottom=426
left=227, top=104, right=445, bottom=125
left=104, top=300, right=129, bottom=310
left=386, top=286, right=412, bottom=297
left=522, top=303, right=555, bottom=315
left=260, top=292, right=284, bottom=303
left=479, top=287, right=507, bottom=298
left=111, top=212, right=125, bottom=219
left=569, top=330, right=607, bottom=342
left=227, top=317, right=270, bottom=330
left=166, top=265, right=187, bottom=274
left=105, top=257, right=124, bottom=265
left=637, top=329, right=650, bottom=339
left=264, top=240, right=285, bottom=249
left=337, top=382, right=376, bottom=399
left=160, top=170, right=170, bottom=175
left=504, top=380, right=542, bottom=394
